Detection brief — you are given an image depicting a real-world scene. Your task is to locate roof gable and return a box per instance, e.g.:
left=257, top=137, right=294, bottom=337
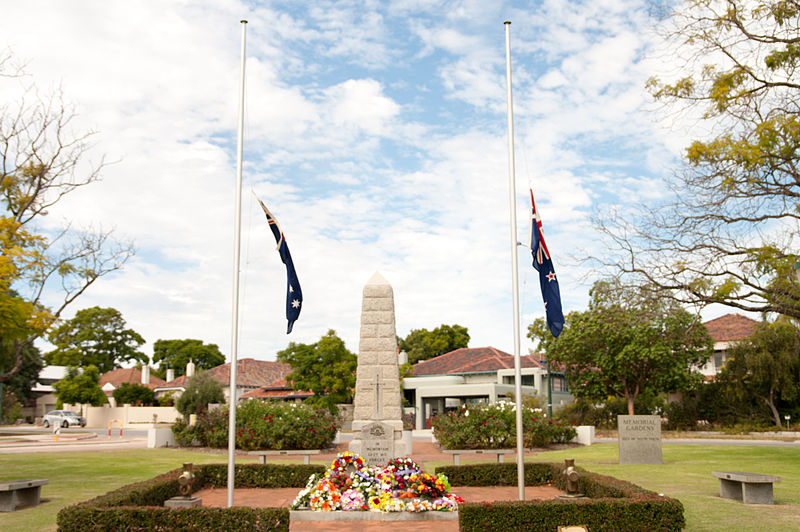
left=411, top=347, right=545, bottom=376
left=703, top=313, right=758, bottom=343
left=99, top=368, right=167, bottom=390
left=156, top=359, right=292, bottom=390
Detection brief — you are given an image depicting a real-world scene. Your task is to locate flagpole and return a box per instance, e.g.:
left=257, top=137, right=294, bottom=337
left=504, top=20, right=525, bottom=502
left=227, top=18, right=247, bottom=508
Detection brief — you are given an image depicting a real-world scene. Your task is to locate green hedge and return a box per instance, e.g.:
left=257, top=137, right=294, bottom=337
left=438, top=463, right=684, bottom=532
left=56, top=463, right=325, bottom=531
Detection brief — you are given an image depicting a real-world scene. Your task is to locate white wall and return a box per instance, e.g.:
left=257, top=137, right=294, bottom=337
left=63, top=404, right=181, bottom=428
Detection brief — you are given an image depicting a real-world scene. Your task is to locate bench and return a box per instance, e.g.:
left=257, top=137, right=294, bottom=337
left=442, top=449, right=514, bottom=466
left=247, top=449, right=321, bottom=465
left=712, top=471, right=781, bottom=504
left=0, top=479, right=48, bottom=512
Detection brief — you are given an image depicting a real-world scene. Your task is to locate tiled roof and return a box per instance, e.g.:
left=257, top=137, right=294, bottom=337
left=99, top=368, right=166, bottom=391
left=411, top=347, right=545, bottom=377
left=703, top=314, right=758, bottom=343
left=239, top=377, right=315, bottom=400
left=155, top=358, right=292, bottom=390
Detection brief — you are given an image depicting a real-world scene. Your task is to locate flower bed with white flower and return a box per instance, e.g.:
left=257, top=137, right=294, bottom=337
left=290, top=452, right=464, bottom=513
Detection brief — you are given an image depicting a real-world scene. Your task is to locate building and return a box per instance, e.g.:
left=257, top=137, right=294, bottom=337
left=700, top=314, right=759, bottom=377
left=239, top=377, right=314, bottom=401
left=99, top=367, right=167, bottom=406
left=153, top=358, right=291, bottom=403
left=402, top=347, right=572, bottom=430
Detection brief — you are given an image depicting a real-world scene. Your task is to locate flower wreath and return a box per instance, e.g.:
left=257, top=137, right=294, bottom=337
left=328, top=451, right=366, bottom=473
left=385, top=457, right=420, bottom=490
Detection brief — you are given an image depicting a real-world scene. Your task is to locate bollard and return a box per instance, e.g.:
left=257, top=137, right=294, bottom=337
left=108, top=419, right=123, bottom=438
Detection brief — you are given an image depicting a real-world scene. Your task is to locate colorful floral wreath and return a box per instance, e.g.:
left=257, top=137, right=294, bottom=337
left=385, top=457, right=420, bottom=490
left=408, top=472, right=450, bottom=499
left=328, top=451, right=366, bottom=473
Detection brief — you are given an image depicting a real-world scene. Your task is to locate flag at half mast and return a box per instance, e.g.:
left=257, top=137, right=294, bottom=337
left=256, top=198, right=303, bottom=334
left=529, top=189, right=564, bottom=337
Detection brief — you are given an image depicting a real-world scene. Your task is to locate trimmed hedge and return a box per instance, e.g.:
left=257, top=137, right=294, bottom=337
left=437, top=463, right=684, bottom=532
left=56, top=463, right=325, bottom=531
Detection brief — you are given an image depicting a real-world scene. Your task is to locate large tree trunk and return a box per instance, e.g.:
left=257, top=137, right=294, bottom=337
left=763, top=389, right=782, bottom=428
left=626, top=394, right=635, bottom=415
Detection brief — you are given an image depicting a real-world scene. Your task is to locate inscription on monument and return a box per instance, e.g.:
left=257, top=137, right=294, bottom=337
left=618, top=415, right=662, bottom=464
left=360, top=422, right=394, bottom=466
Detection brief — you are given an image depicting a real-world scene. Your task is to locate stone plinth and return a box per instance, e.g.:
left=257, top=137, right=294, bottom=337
left=164, top=496, right=202, bottom=508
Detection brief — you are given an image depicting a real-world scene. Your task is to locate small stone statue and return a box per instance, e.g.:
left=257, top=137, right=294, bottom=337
left=177, top=462, right=195, bottom=497
left=560, top=458, right=584, bottom=498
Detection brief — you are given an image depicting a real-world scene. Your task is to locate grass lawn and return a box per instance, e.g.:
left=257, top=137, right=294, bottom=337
left=1, top=444, right=797, bottom=531
left=0, top=449, right=250, bottom=532
left=531, top=443, right=800, bottom=532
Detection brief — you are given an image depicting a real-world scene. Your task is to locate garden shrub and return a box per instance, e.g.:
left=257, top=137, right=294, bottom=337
left=170, top=400, right=339, bottom=450
left=431, top=401, right=576, bottom=449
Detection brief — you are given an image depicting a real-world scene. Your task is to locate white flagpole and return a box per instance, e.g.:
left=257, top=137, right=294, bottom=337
left=227, top=19, right=247, bottom=508
left=504, top=20, right=525, bottom=502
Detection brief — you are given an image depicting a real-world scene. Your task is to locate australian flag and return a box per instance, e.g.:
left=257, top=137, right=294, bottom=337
left=257, top=198, right=303, bottom=334
left=529, top=189, right=564, bottom=337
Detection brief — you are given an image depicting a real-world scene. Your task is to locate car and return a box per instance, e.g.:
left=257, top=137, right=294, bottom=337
left=42, top=410, right=86, bottom=428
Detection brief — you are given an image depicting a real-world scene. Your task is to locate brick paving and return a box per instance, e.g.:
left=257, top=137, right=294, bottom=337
left=193, top=438, right=564, bottom=531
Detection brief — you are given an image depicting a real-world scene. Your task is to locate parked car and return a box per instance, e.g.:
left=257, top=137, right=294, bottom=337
left=42, top=410, right=86, bottom=428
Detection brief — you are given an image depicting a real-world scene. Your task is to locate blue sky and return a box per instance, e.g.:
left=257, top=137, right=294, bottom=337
left=1, top=1, right=705, bottom=362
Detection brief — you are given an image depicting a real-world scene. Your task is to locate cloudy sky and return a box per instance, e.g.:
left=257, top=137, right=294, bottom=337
left=1, top=0, right=701, bottom=363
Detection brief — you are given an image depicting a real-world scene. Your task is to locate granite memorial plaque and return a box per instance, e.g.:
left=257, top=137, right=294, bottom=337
left=359, top=421, right=394, bottom=466
left=618, top=415, right=662, bottom=464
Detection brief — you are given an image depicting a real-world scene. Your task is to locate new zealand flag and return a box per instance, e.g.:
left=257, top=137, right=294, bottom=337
left=257, top=198, right=303, bottom=333
left=529, top=189, right=564, bottom=337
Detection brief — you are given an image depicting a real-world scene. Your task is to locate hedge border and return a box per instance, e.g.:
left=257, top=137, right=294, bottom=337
left=435, top=463, right=684, bottom=532
left=56, top=463, right=325, bottom=531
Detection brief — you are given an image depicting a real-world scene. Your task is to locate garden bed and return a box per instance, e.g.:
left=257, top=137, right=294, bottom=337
left=57, top=461, right=684, bottom=532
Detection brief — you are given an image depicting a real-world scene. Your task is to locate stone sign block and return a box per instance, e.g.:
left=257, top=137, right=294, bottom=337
left=617, top=415, right=662, bottom=464
left=355, top=421, right=395, bottom=466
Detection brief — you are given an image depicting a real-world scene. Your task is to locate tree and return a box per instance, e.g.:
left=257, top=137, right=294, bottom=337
left=53, top=365, right=107, bottom=406
left=0, top=339, right=43, bottom=403
left=0, top=54, right=134, bottom=383
left=529, top=280, right=713, bottom=415
left=276, top=329, right=357, bottom=411
left=597, top=0, right=800, bottom=319
left=112, top=382, right=156, bottom=406
left=725, top=319, right=800, bottom=426
left=398, top=324, right=470, bottom=365
left=45, top=307, right=146, bottom=373
left=151, top=339, right=225, bottom=379
left=175, top=371, right=225, bottom=418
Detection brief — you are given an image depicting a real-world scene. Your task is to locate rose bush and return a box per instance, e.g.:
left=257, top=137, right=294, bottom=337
left=171, top=399, right=338, bottom=450
left=431, top=401, right=576, bottom=449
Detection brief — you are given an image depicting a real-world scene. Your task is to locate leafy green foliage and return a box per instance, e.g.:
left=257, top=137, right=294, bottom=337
left=173, top=400, right=339, bottom=450
left=175, top=371, right=225, bottom=418
left=46, top=307, right=146, bottom=373
left=529, top=280, right=712, bottom=415
left=725, top=319, right=800, bottom=427
left=276, top=329, right=356, bottom=411
left=1, top=388, right=22, bottom=423
left=398, top=323, right=470, bottom=364
left=53, top=365, right=107, bottom=406
left=0, top=339, right=43, bottom=403
left=112, top=382, right=155, bottom=406
left=431, top=401, right=575, bottom=449
left=151, top=338, right=225, bottom=378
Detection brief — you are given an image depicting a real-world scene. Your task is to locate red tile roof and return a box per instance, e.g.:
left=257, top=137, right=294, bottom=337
left=99, top=368, right=166, bottom=391
left=411, top=347, right=545, bottom=377
left=156, top=358, right=292, bottom=390
left=239, top=377, right=315, bottom=400
left=703, top=314, right=758, bottom=343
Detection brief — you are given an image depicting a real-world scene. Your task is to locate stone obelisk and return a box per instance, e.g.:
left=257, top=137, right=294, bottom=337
left=348, top=272, right=407, bottom=464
